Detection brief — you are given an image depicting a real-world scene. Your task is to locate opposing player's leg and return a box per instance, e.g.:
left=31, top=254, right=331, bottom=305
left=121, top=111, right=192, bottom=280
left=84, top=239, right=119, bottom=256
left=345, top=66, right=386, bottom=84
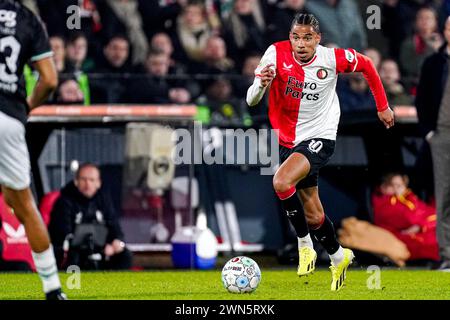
left=1, top=186, right=67, bottom=300
left=273, top=152, right=316, bottom=276
left=298, top=186, right=355, bottom=291
left=0, top=113, right=66, bottom=299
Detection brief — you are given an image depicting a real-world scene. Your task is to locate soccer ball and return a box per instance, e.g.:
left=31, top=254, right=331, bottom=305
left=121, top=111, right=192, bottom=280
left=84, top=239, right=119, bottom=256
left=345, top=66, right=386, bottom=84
left=221, top=256, right=261, bottom=293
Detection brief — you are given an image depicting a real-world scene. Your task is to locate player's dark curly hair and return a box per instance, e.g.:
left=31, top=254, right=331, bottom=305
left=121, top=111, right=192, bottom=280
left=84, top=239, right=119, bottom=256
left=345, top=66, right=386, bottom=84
left=291, top=13, right=320, bottom=33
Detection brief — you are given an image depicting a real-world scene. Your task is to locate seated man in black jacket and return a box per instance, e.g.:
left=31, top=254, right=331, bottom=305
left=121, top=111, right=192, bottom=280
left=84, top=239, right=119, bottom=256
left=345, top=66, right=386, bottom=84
left=49, top=163, right=132, bottom=270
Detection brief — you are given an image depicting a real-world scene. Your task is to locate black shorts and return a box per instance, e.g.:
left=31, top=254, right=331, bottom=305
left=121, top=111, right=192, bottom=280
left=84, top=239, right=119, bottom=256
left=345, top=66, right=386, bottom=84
left=279, top=138, right=335, bottom=189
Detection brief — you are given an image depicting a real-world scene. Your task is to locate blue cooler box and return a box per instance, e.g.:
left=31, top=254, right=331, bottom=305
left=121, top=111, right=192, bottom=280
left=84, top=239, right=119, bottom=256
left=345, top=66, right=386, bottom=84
left=171, top=226, right=218, bottom=269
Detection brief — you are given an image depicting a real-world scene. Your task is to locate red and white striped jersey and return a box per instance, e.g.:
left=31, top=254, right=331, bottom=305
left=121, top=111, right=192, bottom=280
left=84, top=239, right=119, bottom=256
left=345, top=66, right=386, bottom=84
left=247, top=41, right=388, bottom=148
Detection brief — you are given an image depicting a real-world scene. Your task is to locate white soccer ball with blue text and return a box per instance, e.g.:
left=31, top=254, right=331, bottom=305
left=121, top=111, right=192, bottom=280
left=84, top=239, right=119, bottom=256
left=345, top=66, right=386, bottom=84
left=221, top=256, right=261, bottom=293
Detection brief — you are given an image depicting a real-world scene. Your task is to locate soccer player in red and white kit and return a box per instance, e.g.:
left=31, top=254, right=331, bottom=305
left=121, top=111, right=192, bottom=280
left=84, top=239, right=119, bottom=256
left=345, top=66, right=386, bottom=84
left=247, top=14, right=394, bottom=291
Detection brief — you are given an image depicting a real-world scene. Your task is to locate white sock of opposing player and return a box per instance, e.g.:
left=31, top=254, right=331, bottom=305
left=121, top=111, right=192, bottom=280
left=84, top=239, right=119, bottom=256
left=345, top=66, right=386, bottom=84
left=298, top=234, right=314, bottom=249
left=32, top=246, right=61, bottom=293
left=330, top=246, right=344, bottom=266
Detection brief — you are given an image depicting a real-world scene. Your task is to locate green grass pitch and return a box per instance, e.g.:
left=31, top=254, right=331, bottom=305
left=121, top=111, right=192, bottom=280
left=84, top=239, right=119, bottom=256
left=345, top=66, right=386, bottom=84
left=1, top=268, right=450, bottom=300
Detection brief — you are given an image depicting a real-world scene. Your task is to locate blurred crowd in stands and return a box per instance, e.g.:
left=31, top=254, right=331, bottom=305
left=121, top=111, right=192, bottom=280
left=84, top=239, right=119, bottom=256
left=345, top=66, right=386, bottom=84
left=20, top=0, right=449, bottom=126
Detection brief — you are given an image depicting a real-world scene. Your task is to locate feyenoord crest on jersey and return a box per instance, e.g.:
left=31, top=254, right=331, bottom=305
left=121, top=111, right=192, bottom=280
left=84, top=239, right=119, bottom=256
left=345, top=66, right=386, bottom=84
left=317, top=68, right=328, bottom=79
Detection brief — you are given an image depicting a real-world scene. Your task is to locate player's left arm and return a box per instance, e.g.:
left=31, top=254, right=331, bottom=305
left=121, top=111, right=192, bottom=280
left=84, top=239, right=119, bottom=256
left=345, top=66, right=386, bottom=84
left=26, top=13, right=57, bottom=110
left=335, top=48, right=394, bottom=129
left=27, top=57, right=58, bottom=109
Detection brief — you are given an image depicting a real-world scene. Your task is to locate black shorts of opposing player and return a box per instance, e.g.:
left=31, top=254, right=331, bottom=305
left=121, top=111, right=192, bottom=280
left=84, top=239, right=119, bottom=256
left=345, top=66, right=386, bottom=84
left=279, top=138, right=335, bottom=189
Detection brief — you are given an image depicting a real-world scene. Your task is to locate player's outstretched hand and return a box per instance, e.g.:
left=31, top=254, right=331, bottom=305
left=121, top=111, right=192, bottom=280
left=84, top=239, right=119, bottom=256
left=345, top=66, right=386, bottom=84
left=260, top=64, right=276, bottom=88
left=378, top=107, right=395, bottom=129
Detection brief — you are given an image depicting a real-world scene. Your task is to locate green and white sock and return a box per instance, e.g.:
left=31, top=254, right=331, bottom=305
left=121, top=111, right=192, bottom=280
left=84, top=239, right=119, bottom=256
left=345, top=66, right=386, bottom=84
left=32, top=245, right=61, bottom=293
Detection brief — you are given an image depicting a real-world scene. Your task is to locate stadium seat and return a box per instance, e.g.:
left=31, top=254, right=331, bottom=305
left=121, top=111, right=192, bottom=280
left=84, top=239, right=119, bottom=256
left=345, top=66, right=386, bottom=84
left=0, top=194, right=36, bottom=271
left=0, top=191, right=58, bottom=271
left=39, top=191, right=61, bottom=226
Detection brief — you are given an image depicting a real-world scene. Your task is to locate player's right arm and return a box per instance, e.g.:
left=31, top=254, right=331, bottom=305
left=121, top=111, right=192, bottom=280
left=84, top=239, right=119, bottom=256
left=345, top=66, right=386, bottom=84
left=27, top=57, right=58, bottom=110
left=246, top=45, right=276, bottom=106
